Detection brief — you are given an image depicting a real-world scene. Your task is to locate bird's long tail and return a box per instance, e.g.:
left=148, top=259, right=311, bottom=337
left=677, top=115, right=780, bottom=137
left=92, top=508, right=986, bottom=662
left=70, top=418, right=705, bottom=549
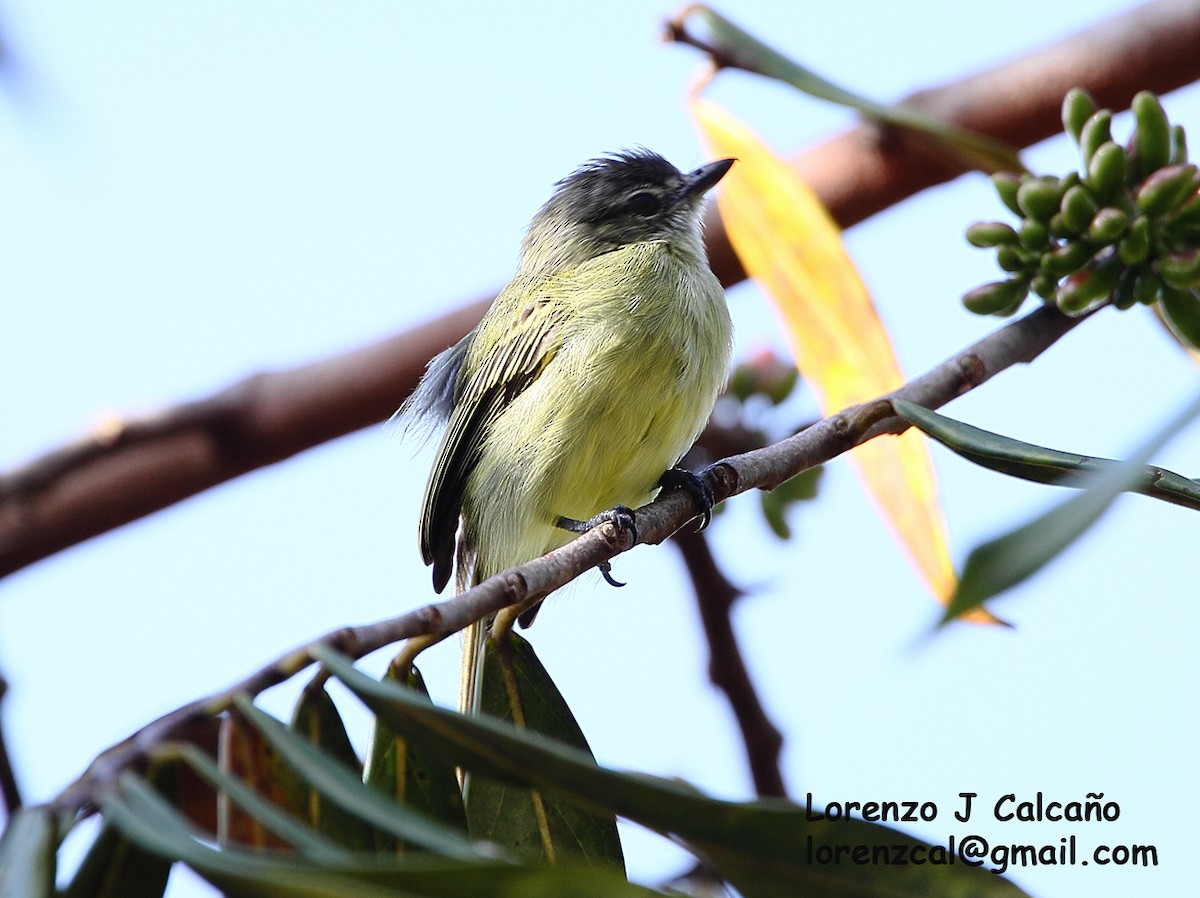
left=458, top=617, right=488, bottom=717
left=456, top=546, right=489, bottom=717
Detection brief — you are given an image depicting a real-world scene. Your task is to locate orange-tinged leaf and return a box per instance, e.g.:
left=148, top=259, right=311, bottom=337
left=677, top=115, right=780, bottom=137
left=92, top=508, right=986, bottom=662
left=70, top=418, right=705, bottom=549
left=218, top=712, right=297, bottom=850
left=695, top=98, right=957, bottom=603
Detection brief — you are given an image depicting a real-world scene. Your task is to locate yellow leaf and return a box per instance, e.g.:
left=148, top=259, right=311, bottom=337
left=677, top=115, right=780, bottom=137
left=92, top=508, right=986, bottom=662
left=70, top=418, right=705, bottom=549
left=695, top=98, right=957, bottom=603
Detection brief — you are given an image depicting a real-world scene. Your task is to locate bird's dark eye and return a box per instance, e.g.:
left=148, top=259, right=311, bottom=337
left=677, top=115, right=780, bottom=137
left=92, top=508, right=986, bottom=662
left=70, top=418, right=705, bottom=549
left=621, top=190, right=662, bottom=217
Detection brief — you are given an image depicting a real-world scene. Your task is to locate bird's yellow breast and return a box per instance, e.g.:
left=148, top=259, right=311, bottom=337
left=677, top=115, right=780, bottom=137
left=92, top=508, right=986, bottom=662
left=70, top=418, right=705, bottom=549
left=461, top=240, right=731, bottom=582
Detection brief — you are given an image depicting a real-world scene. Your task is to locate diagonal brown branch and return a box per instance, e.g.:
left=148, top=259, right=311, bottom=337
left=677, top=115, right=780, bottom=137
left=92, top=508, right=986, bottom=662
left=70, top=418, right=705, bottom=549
left=3, top=0, right=1200, bottom=581
left=673, top=527, right=786, bottom=798
left=51, top=300, right=1081, bottom=818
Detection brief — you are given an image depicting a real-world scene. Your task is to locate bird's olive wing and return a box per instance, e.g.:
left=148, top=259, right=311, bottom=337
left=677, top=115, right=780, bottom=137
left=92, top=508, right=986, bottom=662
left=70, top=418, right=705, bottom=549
left=419, top=286, right=566, bottom=592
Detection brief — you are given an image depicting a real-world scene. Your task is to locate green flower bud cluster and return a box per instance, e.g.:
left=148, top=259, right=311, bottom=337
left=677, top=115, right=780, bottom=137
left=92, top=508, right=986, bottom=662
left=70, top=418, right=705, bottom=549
left=962, top=89, right=1200, bottom=346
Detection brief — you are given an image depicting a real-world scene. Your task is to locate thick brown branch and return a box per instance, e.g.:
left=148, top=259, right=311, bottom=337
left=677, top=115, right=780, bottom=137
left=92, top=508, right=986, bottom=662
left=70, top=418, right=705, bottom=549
left=50, top=301, right=1080, bottom=818
left=0, top=300, right=486, bottom=578
left=4, top=0, right=1199, bottom=580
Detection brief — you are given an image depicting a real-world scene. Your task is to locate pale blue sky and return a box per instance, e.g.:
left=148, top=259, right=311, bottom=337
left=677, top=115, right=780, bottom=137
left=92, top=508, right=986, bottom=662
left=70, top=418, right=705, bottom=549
left=1, top=3, right=1196, bottom=896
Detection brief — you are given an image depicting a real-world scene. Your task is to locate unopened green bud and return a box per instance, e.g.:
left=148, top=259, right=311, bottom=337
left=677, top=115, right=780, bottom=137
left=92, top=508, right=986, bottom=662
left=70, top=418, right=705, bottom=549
left=996, top=245, right=1028, bottom=273
left=1018, top=219, right=1049, bottom=250
left=1158, top=249, right=1200, bottom=290
left=1040, top=240, right=1093, bottom=277
left=1059, top=184, right=1099, bottom=233
left=1136, top=163, right=1199, bottom=216
left=1171, top=124, right=1189, bottom=166
left=1086, top=142, right=1127, bottom=202
left=763, top=365, right=799, bottom=405
left=1048, top=213, right=1074, bottom=239
left=965, top=221, right=1019, bottom=247
left=963, top=278, right=1028, bottom=314
left=1087, top=207, right=1129, bottom=244
left=1170, top=187, right=1200, bottom=224
left=1030, top=273, right=1057, bottom=299
left=1132, top=91, right=1172, bottom=177
left=1079, top=109, right=1113, bottom=164
left=1134, top=271, right=1162, bottom=305
left=1062, top=88, right=1097, bottom=144
left=1118, top=216, right=1151, bottom=265
left=1056, top=262, right=1120, bottom=315
left=1016, top=177, right=1062, bottom=222
left=1111, top=271, right=1139, bottom=310
left=991, top=172, right=1023, bottom=215
left=1160, top=286, right=1200, bottom=349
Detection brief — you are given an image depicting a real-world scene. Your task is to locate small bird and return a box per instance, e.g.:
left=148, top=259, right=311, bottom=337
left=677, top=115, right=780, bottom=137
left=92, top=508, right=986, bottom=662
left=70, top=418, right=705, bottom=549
left=403, top=149, right=734, bottom=708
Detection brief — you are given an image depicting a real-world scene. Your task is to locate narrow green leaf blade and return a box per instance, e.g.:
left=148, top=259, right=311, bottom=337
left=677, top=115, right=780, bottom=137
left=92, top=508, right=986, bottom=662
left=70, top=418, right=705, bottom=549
left=686, top=6, right=1025, bottom=174
left=59, top=819, right=171, bottom=898
left=290, top=678, right=377, bottom=850
left=355, top=862, right=664, bottom=897
left=173, top=743, right=351, bottom=862
left=363, top=661, right=466, bottom=856
left=218, top=709, right=308, bottom=851
left=0, top=807, right=56, bottom=898
left=893, top=399, right=1200, bottom=510
left=914, top=390, right=1200, bottom=621
left=467, top=633, right=623, bottom=869
left=317, top=647, right=1029, bottom=897
left=233, top=695, right=481, bottom=860
left=101, top=774, right=412, bottom=898
left=103, top=772, right=661, bottom=897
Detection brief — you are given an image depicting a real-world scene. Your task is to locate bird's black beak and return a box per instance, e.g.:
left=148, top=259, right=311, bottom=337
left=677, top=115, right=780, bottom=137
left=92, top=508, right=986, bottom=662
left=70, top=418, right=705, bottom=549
left=681, top=158, right=736, bottom=200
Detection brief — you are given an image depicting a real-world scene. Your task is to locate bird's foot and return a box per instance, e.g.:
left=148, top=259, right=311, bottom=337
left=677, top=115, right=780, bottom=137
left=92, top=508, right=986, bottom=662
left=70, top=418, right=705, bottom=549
left=556, top=506, right=637, bottom=589
left=659, top=466, right=715, bottom=531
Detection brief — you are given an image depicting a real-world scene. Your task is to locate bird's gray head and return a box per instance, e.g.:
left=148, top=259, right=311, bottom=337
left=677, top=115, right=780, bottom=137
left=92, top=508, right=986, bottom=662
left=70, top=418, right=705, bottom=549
left=518, top=149, right=734, bottom=277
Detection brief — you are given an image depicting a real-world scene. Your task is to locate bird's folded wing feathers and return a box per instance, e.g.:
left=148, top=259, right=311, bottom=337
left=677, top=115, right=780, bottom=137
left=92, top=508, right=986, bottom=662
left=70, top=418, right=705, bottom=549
left=418, top=283, right=569, bottom=591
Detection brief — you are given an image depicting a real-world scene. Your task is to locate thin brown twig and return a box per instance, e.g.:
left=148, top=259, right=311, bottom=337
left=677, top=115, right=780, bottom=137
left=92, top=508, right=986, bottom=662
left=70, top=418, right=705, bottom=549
left=0, top=674, right=21, bottom=817
left=673, top=528, right=786, bottom=798
left=3, top=0, right=1199, bottom=581
left=49, top=300, right=1082, bottom=819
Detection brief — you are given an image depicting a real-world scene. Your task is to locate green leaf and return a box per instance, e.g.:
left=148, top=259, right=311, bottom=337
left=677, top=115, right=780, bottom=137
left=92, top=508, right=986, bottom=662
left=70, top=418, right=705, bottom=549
left=218, top=708, right=309, bottom=851
left=468, top=633, right=623, bottom=869
left=1132, top=90, right=1172, bottom=176
left=0, top=807, right=56, bottom=898
left=892, top=399, right=1200, bottom=511
left=1061, top=88, right=1097, bottom=144
left=1160, top=286, right=1200, bottom=349
left=232, top=696, right=482, bottom=860
left=62, top=758, right=178, bottom=898
left=101, top=774, right=416, bottom=898
left=102, top=772, right=661, bottom=898
left=354, top=862, right=662, bottom=897
left=171, top=743, right=351, bottom=862
left=59, top=820, right=171, bottom=898
left=316, top=647, right=1030, bottom=898
left=682, top=7, right=1025, bottom=174
left=290, top=677, right=377, bottom=850
left=892, top=393, right=1200, bottom=622
left=363, top=662, right=467, bottom=856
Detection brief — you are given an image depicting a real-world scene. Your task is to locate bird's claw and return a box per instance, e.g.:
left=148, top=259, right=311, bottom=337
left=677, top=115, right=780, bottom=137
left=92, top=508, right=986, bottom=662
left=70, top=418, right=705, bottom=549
left=557, top=506, right=637, bottom=589
left=659, top=466, right=715, bottom=530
